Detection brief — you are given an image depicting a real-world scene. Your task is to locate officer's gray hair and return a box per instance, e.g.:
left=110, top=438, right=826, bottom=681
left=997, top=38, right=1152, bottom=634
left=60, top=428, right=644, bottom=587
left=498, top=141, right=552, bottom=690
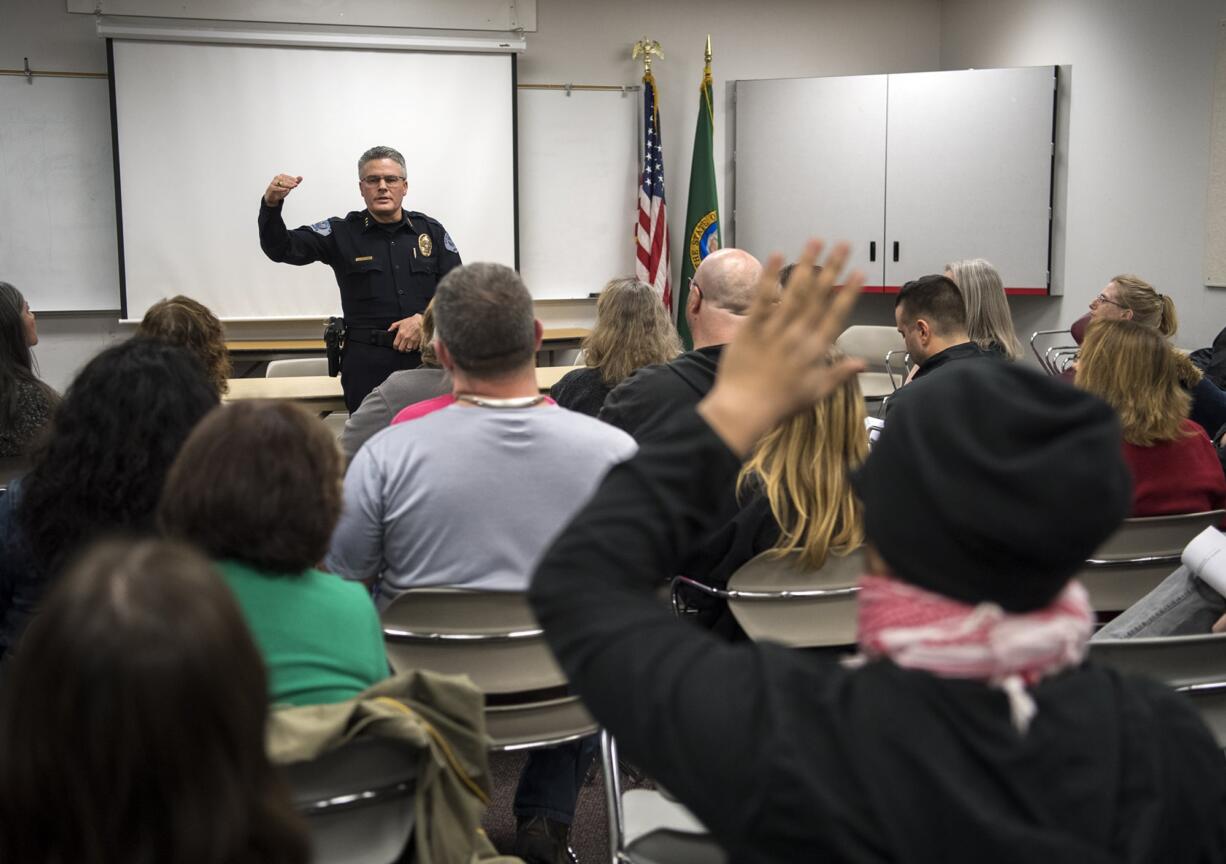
left=432, top=263, right=536, bottom=376
left=357, top=146, right=406, bottom=174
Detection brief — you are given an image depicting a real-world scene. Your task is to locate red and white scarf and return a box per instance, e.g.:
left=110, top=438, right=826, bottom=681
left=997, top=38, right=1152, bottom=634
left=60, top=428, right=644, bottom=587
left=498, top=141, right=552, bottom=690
left=851, top=574, right=1094, bottom=732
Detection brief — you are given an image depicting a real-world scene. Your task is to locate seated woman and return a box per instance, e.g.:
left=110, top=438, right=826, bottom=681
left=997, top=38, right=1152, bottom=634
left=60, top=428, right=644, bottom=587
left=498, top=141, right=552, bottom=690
left=160, top=400, right=387, bottom=706
left=0, top=538, right=309, bottom=864
left=1073, top=273, right=1226, bottom=438
left=680, top=350, right=867, bottom=636
left=0, top=282, right=58, bottom=461
left=1075, top=318, right=1226, bottom=516
left=137, top=294, right=232, bottom=397
left=0, top=339, right=218, bottom=657
left=945, top=258, right=1022, bottom=359
left=550, top=277, right=682, bottom=417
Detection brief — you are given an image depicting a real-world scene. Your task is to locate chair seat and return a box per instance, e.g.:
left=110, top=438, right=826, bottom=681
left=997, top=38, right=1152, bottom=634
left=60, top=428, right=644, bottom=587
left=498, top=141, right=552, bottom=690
left=857, top=372, right=895, bottom=400
left=621, top=789, right=726, bottom=864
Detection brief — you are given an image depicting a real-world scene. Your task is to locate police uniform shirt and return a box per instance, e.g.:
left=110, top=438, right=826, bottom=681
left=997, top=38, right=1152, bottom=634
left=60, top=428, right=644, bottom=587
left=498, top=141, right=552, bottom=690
left=258, top=199, right=462, bottom=329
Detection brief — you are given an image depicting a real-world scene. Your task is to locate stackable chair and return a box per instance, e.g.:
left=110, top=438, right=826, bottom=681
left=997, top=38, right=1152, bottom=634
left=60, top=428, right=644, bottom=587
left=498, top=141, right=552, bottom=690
left=283, top=736, right=419, bottom=864
left=265, top=357, right=348, bottom=433
left=1076, top=511, right=1225, bottom=616
left=380, top=588, right=595, bottom=751
left=1090, top=632, right=1226, bottom=746
left=835, top=325, right=908, bottom=412
left=1030, top=329, right=1077, bottom=375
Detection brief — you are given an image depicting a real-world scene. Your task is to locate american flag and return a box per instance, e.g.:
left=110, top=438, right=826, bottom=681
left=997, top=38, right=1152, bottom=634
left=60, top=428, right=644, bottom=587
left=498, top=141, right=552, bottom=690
left=636, top=72, right=672, bottom=311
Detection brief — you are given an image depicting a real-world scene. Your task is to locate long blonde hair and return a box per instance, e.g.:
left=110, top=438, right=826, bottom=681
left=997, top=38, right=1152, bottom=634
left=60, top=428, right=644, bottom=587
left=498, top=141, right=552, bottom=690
left=737, top=353, right=867, bottom=569
left=583, top=278, right=682, bottom=386
left=1075, top=318, right=1195, bottom=445
left=1111, top=274, right=1178, bottom=337
left=946, top=258, right=1021, bottom=359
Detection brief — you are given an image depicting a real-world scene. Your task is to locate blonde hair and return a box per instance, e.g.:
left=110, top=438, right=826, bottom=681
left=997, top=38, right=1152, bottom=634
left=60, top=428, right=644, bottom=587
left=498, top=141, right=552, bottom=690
left=1075, top=318, right=1195, bottom=445
left=1111, top=274, right=1178, bottom=337
left=737, top=352, right=867, bottom=569
left=137, top=296, right=231, bottom=396
left=583, top=278, right=682, bottom=386
left=946, top=258, right=1021, bottom=359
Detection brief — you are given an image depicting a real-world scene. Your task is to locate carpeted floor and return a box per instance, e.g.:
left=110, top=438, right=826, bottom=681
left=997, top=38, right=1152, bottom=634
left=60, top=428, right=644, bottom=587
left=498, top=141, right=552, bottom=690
left=483, top=749, right=650, bottom=863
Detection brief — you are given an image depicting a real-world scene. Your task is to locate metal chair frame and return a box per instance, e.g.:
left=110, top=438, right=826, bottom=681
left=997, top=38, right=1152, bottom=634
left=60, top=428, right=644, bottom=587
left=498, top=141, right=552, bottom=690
left=1030, top=328, right=1074, bottom=374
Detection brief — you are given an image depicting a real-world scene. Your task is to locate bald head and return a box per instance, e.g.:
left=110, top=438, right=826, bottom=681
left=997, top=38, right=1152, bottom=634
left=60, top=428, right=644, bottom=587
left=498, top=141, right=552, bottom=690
left=687, top=249, right=763, bottom=349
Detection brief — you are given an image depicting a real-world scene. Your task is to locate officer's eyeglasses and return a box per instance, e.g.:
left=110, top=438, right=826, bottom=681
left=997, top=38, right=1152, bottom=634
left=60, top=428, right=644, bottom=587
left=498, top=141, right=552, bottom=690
left=361, top=175, right=406, bottom=188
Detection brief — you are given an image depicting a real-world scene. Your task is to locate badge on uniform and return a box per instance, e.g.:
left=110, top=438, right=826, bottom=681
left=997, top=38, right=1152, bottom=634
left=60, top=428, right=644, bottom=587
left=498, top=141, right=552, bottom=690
left=310, top=220, right=333, bottom=237
left=418, top=233, right=433, bottom=257
left=443, top=232, right=458, bottom=253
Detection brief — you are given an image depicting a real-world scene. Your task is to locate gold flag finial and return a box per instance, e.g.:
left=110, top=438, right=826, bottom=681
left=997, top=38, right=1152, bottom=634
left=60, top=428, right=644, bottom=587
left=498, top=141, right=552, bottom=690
left=632, top=38, right=663, bottom=75
left=705, top=34, right=712, bottom=66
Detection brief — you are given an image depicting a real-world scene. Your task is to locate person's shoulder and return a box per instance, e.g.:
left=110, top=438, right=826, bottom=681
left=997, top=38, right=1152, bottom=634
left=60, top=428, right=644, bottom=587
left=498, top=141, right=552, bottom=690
left=544, top=404, right=636, bottom=449
left=407, top=210, right=445, bottom=229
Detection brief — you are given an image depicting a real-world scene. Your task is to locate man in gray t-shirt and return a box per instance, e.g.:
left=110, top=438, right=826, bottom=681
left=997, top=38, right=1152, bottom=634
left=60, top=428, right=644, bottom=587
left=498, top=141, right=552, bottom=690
left=325, top=262, right=635, bottom=864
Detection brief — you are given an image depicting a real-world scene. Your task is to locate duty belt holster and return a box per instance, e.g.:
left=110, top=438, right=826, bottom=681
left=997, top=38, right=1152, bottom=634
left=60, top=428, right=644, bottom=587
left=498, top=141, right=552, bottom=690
left=323, top=317, right=345, bottom=378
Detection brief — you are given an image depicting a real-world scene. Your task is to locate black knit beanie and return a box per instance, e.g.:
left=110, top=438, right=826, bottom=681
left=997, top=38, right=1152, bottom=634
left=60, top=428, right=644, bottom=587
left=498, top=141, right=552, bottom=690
left=850, top=362, right=1132, bottom=612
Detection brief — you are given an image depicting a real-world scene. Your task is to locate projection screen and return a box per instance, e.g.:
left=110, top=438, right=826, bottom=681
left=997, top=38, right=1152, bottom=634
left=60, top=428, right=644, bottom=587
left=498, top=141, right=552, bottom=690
left=109, top=39, right=516, bottom=321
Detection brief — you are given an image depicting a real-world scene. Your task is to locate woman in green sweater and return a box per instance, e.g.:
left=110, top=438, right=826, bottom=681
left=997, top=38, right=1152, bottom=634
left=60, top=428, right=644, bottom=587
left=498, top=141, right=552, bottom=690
left=160, top=400, right=388, bottom=706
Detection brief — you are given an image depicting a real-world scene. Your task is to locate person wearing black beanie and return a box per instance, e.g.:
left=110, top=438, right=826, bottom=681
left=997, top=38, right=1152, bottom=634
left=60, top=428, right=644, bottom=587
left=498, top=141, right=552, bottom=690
left=530, top=241, right=1226, bottom=863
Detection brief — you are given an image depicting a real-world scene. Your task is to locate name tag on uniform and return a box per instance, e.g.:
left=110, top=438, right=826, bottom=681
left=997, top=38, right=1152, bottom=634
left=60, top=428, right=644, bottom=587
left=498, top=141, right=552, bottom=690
left=353, top=255, right=374, bottom=262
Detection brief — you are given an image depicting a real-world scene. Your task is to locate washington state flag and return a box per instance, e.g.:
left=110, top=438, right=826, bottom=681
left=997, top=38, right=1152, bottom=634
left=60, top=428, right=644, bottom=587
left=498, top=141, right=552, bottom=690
left=678, top=41, right=720, bottom=350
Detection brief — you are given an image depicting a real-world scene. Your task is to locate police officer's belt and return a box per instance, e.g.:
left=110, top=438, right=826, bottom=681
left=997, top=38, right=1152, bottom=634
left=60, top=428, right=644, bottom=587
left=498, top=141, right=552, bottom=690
left=345, top=328, right=399, bottom=349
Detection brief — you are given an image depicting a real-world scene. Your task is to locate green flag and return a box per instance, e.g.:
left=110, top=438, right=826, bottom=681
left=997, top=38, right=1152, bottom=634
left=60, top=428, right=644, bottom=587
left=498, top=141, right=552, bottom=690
left=678, top=39, right=721, bottom=350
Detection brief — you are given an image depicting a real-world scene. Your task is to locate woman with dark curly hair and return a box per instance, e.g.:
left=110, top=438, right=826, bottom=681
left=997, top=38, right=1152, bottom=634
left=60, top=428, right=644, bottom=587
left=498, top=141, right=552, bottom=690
left=0, top=537, right=309, bottom=864
left=550, top=277, right=682, bottom=416
left=160, top=400, right=387, bottom=706
left=0, top=282, right=58, bottom=460
left=0, top=338, right=217, bottom=656
left=137, top=294, right=232, bottom=396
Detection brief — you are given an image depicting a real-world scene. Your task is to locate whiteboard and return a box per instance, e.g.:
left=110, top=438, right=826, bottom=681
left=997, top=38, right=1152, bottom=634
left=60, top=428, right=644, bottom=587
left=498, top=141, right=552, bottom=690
left=517, top=87, right=639, bottom=299
left=0, top=76, right=120, bottom=312
left=111, top=40, right=516, bottom=321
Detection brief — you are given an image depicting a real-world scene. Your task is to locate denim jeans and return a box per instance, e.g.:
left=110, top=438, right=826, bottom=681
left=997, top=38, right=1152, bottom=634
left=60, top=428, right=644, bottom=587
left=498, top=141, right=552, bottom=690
left=512, top=735, right=598, bottom=825
left=1092, top=565, right=1226, bottom=639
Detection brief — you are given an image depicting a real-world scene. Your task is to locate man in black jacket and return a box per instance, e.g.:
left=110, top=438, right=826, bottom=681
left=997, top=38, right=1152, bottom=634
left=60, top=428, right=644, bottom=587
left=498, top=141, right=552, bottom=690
left=598, top=248, right=761, bottom=439
left=531, top=241, right=1226, bottom=863
left=895, top=273, right=993, bottom=381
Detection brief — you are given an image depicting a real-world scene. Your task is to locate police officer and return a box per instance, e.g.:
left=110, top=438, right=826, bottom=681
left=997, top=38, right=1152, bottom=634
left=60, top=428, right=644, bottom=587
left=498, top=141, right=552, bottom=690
left=258, top=145, right=461, bottom=412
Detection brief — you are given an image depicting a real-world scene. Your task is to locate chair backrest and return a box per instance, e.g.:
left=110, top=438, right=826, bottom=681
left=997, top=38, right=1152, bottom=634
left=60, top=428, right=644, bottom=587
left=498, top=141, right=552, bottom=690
left=381, top=589, right=595, bottom=750
left=1078, top=511, right=1226, bottom=614
left=725, top=548, right=864, bottom=647
left=836, top=326, right=905, bottom=374
left=282, top=736, right=418, bottom=864
left=1090, top=632, right=1226, bottom=746
left=266, top=357, right=330, bottom=378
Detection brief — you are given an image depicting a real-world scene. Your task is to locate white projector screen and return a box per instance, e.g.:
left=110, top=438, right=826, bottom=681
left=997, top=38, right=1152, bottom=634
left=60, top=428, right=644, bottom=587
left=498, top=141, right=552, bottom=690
left=110, top=39, right=516, bottom=321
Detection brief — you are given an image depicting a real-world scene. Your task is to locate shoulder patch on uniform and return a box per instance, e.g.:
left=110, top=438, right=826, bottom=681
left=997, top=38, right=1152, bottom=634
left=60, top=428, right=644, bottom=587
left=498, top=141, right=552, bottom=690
left=443, top=231, right=458, bottom=253
left=310, top=220, right=333, bottom=237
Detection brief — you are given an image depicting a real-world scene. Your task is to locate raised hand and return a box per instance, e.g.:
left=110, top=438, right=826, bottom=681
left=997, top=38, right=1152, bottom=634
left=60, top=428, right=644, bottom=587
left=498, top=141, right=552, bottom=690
left=263, top=173, right=303, bottom=206
left=697, top=239, right=865, bottom=456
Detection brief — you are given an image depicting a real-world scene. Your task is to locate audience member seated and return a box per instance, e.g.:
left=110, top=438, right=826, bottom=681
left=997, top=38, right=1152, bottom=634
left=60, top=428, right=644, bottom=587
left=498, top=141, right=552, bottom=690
left=599, top=248, right=762, bottom=438
left=341, top=300, right=451, bottom=460
left=894, top=273, right=994, bottom=383
left=529, top=241, right=1226, bottom=862
left=550, top=277, right=681, bottom=417
left=0, top=538, right=309, bottom=864
left=136, top=294, right=232, bottom=397
left=0, top=281, right=57, bottom=461
left=0, top=339, right=217, bottom=657
left=1075, top=318, right=1226, bottom=516
left=327, top=262, right=636, bottom=864
left=160, top=400, right=387, bottom=706
left=1079, top=274, right=1226, bottom=438
left=945, top=258, right=1021, bottom=359
left=680, top=348, right=866, bottom=637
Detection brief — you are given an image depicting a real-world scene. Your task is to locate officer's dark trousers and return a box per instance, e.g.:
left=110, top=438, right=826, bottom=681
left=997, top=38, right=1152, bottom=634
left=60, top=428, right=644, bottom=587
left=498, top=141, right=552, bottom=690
left=340, top=342, right=422, bottom=413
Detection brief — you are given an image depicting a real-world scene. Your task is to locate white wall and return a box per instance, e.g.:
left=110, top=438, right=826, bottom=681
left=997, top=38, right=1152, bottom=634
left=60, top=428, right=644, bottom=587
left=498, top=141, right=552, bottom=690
left=941, top=0, right=1226, bottom=351
left=5, top=0, right=940, bottom=390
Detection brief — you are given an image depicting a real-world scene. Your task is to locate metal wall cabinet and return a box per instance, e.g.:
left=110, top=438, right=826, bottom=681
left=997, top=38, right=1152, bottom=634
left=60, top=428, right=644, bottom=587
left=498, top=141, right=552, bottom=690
left=733, top=66, right=1057, bottom=294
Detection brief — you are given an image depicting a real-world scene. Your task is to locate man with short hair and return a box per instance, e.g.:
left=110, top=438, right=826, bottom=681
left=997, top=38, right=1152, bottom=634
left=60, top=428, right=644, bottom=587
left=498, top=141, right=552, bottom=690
left=327, top=262, right=636, bottom=864
left=894, top=273, right=993, bottom=381
left=599, top=248, right=763, bottom=438
left=259, top=145, right=461, bottom=411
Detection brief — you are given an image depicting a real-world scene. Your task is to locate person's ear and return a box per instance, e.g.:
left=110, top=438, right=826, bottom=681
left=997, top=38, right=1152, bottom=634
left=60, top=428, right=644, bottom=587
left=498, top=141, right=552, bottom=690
left=435, top=338, right=456, bottom=371
left=688, top=285, right=703, bottom=315
left=1122, top=308, right=1134, bottom=321
left=532, top=319, right=544, bottom=352
left=915, top=318, right=932, bottom=344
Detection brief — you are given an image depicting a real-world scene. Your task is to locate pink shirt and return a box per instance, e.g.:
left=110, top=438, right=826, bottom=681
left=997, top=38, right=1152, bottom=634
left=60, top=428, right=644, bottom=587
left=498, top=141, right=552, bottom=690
left=390, top=394, right=557, bottom=425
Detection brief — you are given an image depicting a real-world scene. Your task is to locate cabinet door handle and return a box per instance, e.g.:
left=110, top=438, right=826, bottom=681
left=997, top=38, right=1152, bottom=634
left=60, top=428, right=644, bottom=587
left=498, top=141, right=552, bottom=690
left=869, top=241, right=877, bottom=262
left=892, top=241, right=900, bottom=263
